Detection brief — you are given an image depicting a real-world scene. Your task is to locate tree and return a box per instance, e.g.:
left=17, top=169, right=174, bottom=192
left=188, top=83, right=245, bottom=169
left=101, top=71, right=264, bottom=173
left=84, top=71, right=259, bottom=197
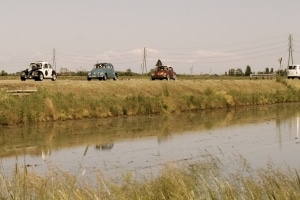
left=124, top=68, right=133, bottom=76
left=265, top=68, right=270, bottom=74
left=245, top=65, right=251, bottom=76
left=236, top=68, right=243, bottom=76
left=228, top=68, right=235, bottom=76
left=0, top=70, right=8, bottom=76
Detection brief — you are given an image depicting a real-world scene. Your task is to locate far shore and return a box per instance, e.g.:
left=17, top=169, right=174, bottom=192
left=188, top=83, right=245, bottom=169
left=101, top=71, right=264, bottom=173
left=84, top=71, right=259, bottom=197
left=0, top=76, right=300, bottom=126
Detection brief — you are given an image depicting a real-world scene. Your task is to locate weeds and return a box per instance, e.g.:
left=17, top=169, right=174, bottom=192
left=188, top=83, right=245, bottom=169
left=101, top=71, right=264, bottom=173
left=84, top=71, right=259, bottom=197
left=1, top=156, right=300, bottom=199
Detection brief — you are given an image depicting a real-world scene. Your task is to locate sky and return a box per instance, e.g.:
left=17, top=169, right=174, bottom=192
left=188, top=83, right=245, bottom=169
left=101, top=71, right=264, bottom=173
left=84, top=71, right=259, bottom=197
left=1, top=0, right=300, bottom=75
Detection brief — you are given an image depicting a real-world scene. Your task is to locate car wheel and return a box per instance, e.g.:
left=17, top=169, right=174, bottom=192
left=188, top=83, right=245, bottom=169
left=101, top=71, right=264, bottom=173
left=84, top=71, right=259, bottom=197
left=87, top=78, right=91, bottom=81
left=173, top=76, right=177, bottom=81
left=113, top=74, right=118, bottom=81
left=103, top=74, right=107, bottom=81
left=51, top=73, right=57, bottom=81
left=166, top=75, right=170, bottom=81
left=39, top=73, right=44, bottom=81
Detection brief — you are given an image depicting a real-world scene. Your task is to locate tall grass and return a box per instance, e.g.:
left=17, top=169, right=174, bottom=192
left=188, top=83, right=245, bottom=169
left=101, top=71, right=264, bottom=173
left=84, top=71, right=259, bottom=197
left=1, top=156, right=300, bottom=199
left=1, top=79, right=300, bottom=125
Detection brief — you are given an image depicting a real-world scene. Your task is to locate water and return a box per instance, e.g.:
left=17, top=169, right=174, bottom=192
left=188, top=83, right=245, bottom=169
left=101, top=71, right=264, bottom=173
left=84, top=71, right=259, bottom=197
left=1, top=103, right=300, bottom=180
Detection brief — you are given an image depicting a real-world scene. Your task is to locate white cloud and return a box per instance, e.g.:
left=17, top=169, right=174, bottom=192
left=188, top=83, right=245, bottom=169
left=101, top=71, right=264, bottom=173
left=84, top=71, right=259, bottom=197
left=128, top=48, right=144, bottom=55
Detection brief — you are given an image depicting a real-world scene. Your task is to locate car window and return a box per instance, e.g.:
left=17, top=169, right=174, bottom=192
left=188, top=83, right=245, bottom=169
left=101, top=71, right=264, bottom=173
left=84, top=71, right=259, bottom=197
left=289, top=66, right=297, bottom=69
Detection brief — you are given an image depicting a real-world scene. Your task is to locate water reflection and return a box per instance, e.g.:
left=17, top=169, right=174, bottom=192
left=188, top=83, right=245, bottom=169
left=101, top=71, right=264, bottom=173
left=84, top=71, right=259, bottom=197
left=0, top=103, right=300, bottom=179
left=295, top=117, right=300, bottom=144
left=295, top=116, right=300, bottom=144
left=95, top=143, right=114, bottom=151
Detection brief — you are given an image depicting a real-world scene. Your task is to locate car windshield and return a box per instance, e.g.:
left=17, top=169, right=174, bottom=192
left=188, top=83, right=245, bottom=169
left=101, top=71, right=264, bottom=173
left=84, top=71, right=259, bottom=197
left=157, top=66, right=166, bottom=71
left=94, top=64, right=103, bottom=68
left=29, top=63, right=42, bottom=68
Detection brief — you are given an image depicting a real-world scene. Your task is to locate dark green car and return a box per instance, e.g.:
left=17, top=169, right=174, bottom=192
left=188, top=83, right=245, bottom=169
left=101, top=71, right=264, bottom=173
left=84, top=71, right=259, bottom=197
left=87, top=63, right=118, bottom=81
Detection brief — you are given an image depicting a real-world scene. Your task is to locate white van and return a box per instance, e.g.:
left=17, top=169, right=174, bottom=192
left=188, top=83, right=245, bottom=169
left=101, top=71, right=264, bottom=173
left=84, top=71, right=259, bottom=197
left=287, top=65, right=300, bottom=79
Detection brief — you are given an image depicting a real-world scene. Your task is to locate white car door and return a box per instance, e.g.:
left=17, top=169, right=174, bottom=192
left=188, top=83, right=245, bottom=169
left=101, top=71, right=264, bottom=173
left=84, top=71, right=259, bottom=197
left=43, top=63, right=53, bottom=78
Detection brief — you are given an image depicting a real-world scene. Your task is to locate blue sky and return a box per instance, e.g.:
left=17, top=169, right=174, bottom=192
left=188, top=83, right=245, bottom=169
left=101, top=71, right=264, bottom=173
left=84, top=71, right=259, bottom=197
left=1, top=0, right=300, bottom=74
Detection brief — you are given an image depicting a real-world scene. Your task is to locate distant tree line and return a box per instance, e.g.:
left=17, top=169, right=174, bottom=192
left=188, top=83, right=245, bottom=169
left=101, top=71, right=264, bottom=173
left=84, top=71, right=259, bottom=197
left=226, top=66, right=276, bottom=76
left=0, top=70, right=8, bottom=76
left=117, top=68, right=140, bottom=76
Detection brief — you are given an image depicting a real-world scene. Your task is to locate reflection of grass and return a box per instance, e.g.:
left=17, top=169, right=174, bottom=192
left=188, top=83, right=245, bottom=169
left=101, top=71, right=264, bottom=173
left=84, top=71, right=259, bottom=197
left=0, top=79, right=300, bottom=125
left=1, top=103, right=300, bottom=158
left=2, top=156, right=300, bottom=199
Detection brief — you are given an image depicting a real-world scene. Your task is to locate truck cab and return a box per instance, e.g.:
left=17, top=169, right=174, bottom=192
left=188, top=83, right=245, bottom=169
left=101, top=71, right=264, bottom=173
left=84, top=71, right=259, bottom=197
left=287, top=65, right=300, bottom=79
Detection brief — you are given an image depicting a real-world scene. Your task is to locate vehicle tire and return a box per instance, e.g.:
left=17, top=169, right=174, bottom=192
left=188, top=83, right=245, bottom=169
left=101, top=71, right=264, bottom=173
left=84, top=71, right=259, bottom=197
left=113, top=73, right=118, bottom=81
left=173, top=75, right=177, bottom=81
left=103, top=74, right=107, bottom=81
left=39, top=73, right=44, bottom=81
left=51, top=73, right=57, bottom=81
left=20, top=77, right=26, bottom=81
left=166, top=75, right=170, bottom=81
left=87, top=78, right=91, bottom=81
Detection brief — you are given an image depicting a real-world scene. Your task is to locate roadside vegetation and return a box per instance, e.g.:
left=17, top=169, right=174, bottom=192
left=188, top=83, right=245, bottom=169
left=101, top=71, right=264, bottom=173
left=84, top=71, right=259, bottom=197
left=1, top=154, right=300, bottom=199
left=0, top=75, right=300, bottom=125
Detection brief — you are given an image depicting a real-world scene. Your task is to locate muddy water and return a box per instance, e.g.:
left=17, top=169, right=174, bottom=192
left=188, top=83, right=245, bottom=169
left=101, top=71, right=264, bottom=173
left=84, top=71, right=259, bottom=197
left=1, top=103, right=300, bottom=180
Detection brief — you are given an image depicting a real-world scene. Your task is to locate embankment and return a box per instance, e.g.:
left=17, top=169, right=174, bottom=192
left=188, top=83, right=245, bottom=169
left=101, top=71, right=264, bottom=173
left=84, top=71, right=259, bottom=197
left=0, top=77, right=300, bottom=125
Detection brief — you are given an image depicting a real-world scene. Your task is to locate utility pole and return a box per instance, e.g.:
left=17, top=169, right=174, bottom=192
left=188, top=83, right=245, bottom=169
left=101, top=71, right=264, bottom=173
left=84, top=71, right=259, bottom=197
left=278, top=57, right=283, bottom=71
left=142, top=47, right=147, bottom=75
left=52, top=48, right=56, bottom=71
left=288, top=34, right=294, bottom=67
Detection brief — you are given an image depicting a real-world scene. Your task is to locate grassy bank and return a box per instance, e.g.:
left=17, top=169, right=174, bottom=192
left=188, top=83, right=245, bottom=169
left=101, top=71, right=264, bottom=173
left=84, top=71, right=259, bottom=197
left=1, top=156, right=300, bottom=199
left=0, top=77, right=300, bottom=125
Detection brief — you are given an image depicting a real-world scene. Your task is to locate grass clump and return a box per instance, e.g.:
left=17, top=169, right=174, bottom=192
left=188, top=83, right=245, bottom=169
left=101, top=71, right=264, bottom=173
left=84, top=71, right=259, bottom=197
left=2, top=157, right=300, bottom=199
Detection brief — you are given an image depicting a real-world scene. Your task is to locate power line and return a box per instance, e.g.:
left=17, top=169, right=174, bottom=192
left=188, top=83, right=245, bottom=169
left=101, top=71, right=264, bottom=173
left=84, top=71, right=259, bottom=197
left=1, top=34, right=298, bottom=74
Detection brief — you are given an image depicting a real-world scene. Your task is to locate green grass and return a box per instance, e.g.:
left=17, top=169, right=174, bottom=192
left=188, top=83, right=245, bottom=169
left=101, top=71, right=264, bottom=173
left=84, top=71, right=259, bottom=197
left=1, top=155, right=300, bottom=199
left=1, top=78, right=300, bottom=125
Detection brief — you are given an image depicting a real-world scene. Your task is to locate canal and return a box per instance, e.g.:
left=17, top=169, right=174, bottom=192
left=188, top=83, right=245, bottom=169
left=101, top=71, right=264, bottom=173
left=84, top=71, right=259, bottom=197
left=0, top=103, right=300, bottom=180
